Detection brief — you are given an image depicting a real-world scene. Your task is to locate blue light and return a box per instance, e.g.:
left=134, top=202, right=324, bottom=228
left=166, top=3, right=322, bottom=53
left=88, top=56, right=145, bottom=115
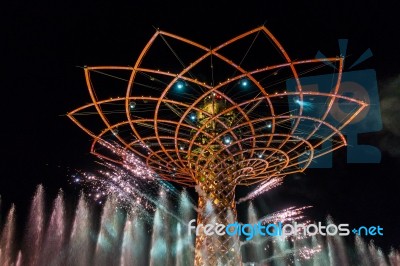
left=176, top=81, right=185, bottom=90
left=240, top=79, right=249, bottom=87
left=266, top=121, right=272, bottom=129
left=129, top=101, right=136, bottom=110
left=294, top=97, right=313, bottom=109
left=223, top=135, right=232, bottom=145
left=189, top=113, right=197, bottom=121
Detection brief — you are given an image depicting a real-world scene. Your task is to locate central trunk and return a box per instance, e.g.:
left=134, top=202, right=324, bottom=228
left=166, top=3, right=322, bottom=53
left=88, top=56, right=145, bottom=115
left=194, top=183, right=242, bottom=266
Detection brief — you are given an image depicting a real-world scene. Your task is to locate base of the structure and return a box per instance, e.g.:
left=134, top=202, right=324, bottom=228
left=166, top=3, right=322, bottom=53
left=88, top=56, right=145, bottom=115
left=194, top=196, right=242, bottom=266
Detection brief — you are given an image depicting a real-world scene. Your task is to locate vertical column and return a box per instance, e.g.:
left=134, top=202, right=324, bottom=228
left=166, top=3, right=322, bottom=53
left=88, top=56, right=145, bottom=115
left=194, top=183, right=242, bottom=266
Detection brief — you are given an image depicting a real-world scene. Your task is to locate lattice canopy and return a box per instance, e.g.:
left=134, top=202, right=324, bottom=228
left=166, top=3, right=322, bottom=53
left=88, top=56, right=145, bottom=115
left=68, top=26, right=367, bottom=187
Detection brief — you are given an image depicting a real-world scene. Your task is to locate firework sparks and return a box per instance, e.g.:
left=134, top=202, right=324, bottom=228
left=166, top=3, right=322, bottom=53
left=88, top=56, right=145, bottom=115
left=236, top=177, right=284, bottom=205
left=98, top=140, right=156, bottom=180
left=297, top=245, right=322, bottom=260
left=259, top=206, right=312, bottom=224
left=72, top=141, right=181, bottom=222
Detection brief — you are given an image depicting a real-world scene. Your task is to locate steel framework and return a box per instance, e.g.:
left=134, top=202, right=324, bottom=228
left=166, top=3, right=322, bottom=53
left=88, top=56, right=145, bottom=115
left=68, top=26, right=367, bottom=265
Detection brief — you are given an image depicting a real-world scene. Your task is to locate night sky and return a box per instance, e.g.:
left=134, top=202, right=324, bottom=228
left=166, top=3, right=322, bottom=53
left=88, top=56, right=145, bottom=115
left=1, top=0, right=400, bottom=253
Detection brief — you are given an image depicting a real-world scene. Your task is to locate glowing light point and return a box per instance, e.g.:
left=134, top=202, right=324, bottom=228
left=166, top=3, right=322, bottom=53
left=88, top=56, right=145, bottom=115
left=176, top=81, right=184, bottom=90
left=240, top=79, right=249, bottom=87
left=189, top=113, right=197, bottom=121
left=223, top=135, right=232, bottom=145
left=294, top=97, right=312, bottom=109
left=295, top=98, right=303, bottom=106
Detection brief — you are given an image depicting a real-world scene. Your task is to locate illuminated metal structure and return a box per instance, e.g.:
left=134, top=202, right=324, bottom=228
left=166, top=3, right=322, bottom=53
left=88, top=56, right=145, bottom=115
left=68, top=26, right=367, bottom=265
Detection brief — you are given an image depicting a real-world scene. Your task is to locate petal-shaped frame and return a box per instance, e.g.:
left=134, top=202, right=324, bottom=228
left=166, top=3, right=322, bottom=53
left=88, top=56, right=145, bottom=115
left=68, top=26, right=367, bottom=187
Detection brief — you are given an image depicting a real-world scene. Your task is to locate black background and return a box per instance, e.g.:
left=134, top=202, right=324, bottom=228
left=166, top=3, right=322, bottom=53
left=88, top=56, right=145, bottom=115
left=1, top=0, right=400, bottom=253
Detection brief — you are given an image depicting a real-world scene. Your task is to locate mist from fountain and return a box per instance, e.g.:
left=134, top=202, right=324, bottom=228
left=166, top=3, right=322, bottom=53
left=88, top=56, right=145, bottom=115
left=0, top=185, right=399, bottom=266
